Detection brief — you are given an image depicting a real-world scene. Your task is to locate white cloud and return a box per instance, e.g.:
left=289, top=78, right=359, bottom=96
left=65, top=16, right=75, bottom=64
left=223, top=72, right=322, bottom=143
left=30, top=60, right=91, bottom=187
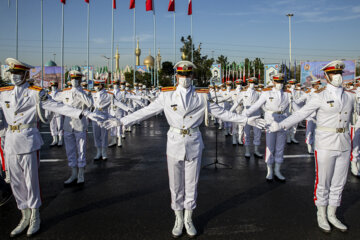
left=353, top=6, right=360, bottom=13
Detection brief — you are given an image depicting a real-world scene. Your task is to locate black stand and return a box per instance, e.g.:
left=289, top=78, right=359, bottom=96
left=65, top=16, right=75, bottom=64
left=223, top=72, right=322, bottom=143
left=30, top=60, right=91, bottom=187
left=203, top=80, right=232, bottom=169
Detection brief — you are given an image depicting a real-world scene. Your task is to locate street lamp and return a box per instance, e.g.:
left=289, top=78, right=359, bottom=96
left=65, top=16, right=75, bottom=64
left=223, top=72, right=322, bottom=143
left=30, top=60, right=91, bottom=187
left=286, top=13, right=294, bottom=74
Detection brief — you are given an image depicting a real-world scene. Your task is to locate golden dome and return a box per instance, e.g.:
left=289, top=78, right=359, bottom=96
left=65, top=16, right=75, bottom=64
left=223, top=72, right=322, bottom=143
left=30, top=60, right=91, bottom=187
left=144, top=49, right=154, bottom=67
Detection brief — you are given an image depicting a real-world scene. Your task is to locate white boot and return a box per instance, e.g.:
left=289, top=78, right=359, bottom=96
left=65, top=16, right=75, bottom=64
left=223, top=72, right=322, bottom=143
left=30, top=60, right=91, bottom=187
left=102, top=147, right=108, bottom=160
left=117, top=136, right=122, bottom=147
left=64, top=167, right=78, bottom=185
left=58, top=135, right=63, bottom=146
left=77, top=167, right=85, bottom=184
left=254, top=145, right=263, bottom=158
left=286, top=134, right=291, bottom=144
left=232, top=134, right=237, bottom=145
left=184, top=210, right=197, bottom=237
left=351, top=161, right=360, bottom=176
left=238, top=135, right=243, bottom=145
left=10, top=209, right=31, bottom=237
left=327, top=206, right=347, bottom=232
left=245, top=146, right=251, bottom=158
left=307, top=143, right=314, bottom=154
left=108, top=136, right=117, bottom=147
left=218, top=122, right=222, bottom=130
left=50, top=136, right=58, bottom=147
left=4, top=170, right=10, bottom=183
left=290, top=132, right=299, bottom=144
left=94, top=147, right=102, bottom=160
left=172, top=210, right=184, bottom=238
left=266, top=164, right=273, bottom=181
left=274, top=162, right=286, bottom=182
left=26, top=208, right=41, bottom=237
left=317, top=206, right=331, bottom=233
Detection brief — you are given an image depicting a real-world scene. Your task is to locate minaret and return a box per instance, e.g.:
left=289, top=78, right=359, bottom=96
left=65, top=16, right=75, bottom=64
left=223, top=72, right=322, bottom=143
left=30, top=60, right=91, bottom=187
left=115, top=46, right=120, bottom=71
left=135, top=39, right=141, bottom=66
left=156, top=49, right=162, bottom=70
left=181, top=51, right=187, bottom=60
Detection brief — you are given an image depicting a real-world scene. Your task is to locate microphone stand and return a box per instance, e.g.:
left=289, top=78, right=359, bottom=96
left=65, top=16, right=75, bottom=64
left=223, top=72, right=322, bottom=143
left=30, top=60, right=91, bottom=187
left=203, top=79, right=232, bottom=169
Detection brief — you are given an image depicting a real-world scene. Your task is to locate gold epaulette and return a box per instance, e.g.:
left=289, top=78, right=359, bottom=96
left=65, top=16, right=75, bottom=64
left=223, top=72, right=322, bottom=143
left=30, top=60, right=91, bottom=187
left=262, top=88, right=272, bottom=92
left=221, top=89, right=226, bottom=91
left=241, top=89, right=247, bottom=92
left=161, top=86, right=176, bottom=92
left=284, top=89, right=291, bottom=93
left=0, top=86, right=14, bottom=92
left=256, top=90, right=261, bottom=92
left=62, top=87, right=71, bottom=91
left=345, top=89, right=355, bottom=94
left=315, top=88, right=326, bottom=94
left=230, top=89, right=235, bottom=91
left=83, top=89, right=91, bottom=92
left=28, top=86, right=43, bottom=92
left=196, top=88, right=209, bottom=94
left=107, top=91, right=114, bottom=95
left=305, top=89, right=311, bottom=93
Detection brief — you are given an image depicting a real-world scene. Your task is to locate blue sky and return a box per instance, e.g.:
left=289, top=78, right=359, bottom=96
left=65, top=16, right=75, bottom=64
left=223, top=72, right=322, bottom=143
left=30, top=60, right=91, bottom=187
left=0, top=0, right=359, bottom=69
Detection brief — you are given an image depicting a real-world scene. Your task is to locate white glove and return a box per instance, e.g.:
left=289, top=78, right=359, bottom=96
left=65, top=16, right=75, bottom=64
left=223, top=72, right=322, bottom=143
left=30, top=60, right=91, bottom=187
left=268, top=121, right=281, bottom=132
left=128, top=108, right=135, bottom=113
left=247, top=117, right=266, bottom=129
left=102, top=117, right=121, bottom=130
left=82, top=109, right=107, bottom=123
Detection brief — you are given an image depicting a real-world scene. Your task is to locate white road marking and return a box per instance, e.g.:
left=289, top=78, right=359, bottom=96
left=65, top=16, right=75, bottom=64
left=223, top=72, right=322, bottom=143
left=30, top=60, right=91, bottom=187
left=40, top=132, right=93, bottom=134
left=284, top=154, right=313, bottom=158
left=40, top=159, right=66, bottom=163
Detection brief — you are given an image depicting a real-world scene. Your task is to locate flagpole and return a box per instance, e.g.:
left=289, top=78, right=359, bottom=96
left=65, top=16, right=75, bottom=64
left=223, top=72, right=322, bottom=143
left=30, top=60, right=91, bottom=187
left=111, top=3, right=114, bottom=86
left=133, top=7, right=136, bottom=84
left=87, top=1, right=90, bottom=85
left=191, top=14, right=193, bottom=63
left=173, top=7, right=176, bottom=86
left=153, top=1, right=156, bottom=87
left=41, top=0, right=43, bottom=87
left=16, top=0, right=18, bottom=59
left=61, top=3, right=64, bottom=90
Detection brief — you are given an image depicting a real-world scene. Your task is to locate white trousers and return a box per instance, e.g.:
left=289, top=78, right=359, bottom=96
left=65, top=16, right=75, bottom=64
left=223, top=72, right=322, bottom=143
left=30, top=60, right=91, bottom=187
left=351, top=126, right=360, bottom=162
left=306, top=120, right=316, bottom=145
left=92, top=121, right=108, bottom=148
left=64, top=131, right=87, bottom=168
left=110, top=126, right=122, bottom=137
left=50, top=115, right=64, bottom=137
left=314, top=149, right=350, bottom=207
left=265, top=130, right=287, bottom=165
left=7, top=151, right=41, bottom=210
left=244, top=124, right=262, bottom=146
left=232, top=123, right=244, bottom=143
left=167, top=155, right=202, bottom=211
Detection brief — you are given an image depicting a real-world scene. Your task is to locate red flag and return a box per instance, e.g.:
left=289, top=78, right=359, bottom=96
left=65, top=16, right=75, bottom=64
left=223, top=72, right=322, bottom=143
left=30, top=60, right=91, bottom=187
left=85, top=0, right=89, bottom=3
left=113, top=0, right=116, bottom=9
left=60, top=0, right=65, bottom=4
left=188, top=0, right=192, bottom=15
left=146, top=0, right=153, bottom=11
left=168, top=0, right=175, bottom=12
left=129, top=0, right=135, bottom=9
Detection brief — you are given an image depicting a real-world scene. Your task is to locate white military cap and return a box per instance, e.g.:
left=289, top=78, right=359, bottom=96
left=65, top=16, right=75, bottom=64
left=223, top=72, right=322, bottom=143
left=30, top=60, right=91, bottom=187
left=5, top=58, right=33, bottom=73
left=174, top=61, right=196, bottom=73
left=271, top=73, right=285, bottom=81
left=69, top=70, right=83, bottom=79
left=321, top=60, right=345, bottom=72
left=311, top=79, right=322, bottom=85
left=142, top=85, right=146, bottom=89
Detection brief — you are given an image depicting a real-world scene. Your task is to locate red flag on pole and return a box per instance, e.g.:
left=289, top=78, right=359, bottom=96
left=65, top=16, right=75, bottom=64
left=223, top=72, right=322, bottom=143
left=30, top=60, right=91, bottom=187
left=60, top=0, right=66, bottom=4
left=168, top=0, right=175, bottom=12
left=113, top=0, right=116, bottom=9
left=85, top=0, right=89, bottom=3
left=129, top=0, right=135, bottom=9
left=146, top=0, right=153, bottom=11
left=188, top=0, right=192, bottom=15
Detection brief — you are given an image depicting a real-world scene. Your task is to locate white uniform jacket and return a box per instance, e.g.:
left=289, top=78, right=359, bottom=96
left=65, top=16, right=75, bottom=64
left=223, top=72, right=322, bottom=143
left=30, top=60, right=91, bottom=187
left=230, top=88, right=261, bottom=117
left=0, top=83, right=83, bottom=155
left=281, top=86, right=356, bottom=151
left=120, top=86, right=248, bottom=161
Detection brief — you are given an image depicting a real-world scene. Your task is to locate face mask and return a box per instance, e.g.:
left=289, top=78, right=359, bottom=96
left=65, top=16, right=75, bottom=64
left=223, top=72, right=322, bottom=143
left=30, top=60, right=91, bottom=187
left=120, top=85, right=125, bottom=90
left=94, top=86, right=100, bottom=92
left=114, top=85, right=119, bottom=90
left=249, top=83, right=255, bottom=89
left=226, top=86, right=231, bottom=91
left=290, top=85, right=295, bottom=89
left=11, top=74, right=25, bottom=86
left=330, top=74, right=343, bottom=87
left=51, top=86, right=57, bottom=92
left=275, top=83, right=283, bottom=90
left=71, top=79, right=79, bottom=88
left=125, top=87, right=129, bottom=91
left=179, top=77, right=192, bottom=88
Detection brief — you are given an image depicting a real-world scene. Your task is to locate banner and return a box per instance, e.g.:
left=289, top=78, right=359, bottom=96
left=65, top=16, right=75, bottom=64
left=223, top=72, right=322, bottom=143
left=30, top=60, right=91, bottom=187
left=136, top=65, right=148, bottom=73
left=301, top=60, right=356, bottom=88
left=210, top=64, right=222, bottom=85
left=1, top=65, right=10, bottom=80
left=30, top=66, right=63, bottom=88
left=264, top=64, right=279, bottom=86
left=81, top=66, right=94, bottom=89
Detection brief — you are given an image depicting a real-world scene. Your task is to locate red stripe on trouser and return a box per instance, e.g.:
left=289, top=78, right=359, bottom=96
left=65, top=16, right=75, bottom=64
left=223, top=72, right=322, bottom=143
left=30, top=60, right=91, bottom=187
left=314, top=150, right=319, bottom=204
left=305, top=121, right=308, bottom=144
left=0, top=137, right=5, bottom=171
left=350, top=126, right=354, bottom=162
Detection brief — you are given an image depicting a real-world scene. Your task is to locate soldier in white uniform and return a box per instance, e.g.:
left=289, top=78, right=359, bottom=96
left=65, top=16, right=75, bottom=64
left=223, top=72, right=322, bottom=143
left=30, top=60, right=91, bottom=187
left=1, top=58, right=102, bottom=237
left=102, top=61, right=265, bottom=238
left=219, top=81, right=234, bottom=136
left=245, top=74, right=294, bottom=182
left=350, top=81, right=360, bottom=176
left=230, top=77, right=263, bottom=157
left=286, top=79, right=299, bottom=144
left=53, top=69, right=94, bottom=186
left=48, top=81, right=64, bottom=147
left=231, top=80, right=245, bottom=145
left=269, top=60, right=354, bottom=233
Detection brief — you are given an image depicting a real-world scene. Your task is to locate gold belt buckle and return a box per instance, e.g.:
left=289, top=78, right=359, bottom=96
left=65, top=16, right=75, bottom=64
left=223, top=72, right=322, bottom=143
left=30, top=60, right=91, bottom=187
left=10, top=125, right=20, bottom=132
left=336, top=128, right=345, bottom=133
left=180, top=129, right=189, bottom=135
